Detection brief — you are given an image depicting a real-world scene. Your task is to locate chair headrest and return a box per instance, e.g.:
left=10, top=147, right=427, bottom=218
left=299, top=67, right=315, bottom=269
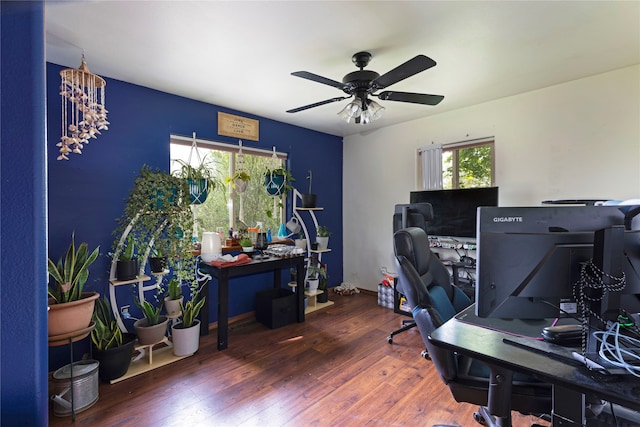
left=393, top=227, right=432, bottom=275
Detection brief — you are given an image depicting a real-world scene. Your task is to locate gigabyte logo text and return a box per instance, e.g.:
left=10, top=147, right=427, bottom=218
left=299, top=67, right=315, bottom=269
left=493, top=216, right=524, bottom=223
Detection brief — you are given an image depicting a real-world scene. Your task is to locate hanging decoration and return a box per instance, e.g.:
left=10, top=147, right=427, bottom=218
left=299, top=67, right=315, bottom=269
left=236, top=140, right=247, bottom=223
left=186, top=132, right=209, bottom=205
left=265, top=146, right=284, bottom=216
left=57, top=54, right=109, bottom=160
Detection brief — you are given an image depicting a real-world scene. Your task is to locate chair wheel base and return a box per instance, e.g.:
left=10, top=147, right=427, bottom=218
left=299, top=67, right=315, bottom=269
left=386, top=336, right=393, bottom=344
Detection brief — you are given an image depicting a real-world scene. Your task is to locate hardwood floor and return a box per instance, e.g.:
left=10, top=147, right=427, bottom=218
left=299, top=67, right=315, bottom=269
left=49, top=292, right=549, bottom=426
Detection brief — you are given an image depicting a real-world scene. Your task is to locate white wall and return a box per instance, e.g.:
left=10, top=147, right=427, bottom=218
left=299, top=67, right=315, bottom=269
left=343, top=65, right=640, bottom=291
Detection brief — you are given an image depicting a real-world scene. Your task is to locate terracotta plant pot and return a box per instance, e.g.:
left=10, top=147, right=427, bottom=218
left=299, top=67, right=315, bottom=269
left=48, top=291, right=100, bottom=336
left=134, top=316, right=168, bottom=346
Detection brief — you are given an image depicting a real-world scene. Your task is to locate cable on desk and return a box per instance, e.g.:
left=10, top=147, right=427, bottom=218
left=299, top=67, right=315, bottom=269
left=593, top=321, right=640, bottom=378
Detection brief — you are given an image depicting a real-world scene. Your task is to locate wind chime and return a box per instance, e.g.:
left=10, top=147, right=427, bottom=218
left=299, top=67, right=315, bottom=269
left=57, top=54, right=109, bottom=160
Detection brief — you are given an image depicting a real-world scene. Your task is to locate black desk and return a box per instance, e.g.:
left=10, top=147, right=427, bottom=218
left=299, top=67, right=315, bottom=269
left=199, top=255, right=305, bottom=350
left=429, top=307, right=640, bottom=425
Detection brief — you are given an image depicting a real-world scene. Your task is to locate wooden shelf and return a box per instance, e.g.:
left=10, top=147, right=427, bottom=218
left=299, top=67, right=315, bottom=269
left=109, top=274, right=151, bottom=287
left=109, top=344, right=188, bottom=384
left=310, top=248, right=331, bottom=254
left=294, top=207, right=324, bottom=211
left=305, top=300, right=333, bottom=314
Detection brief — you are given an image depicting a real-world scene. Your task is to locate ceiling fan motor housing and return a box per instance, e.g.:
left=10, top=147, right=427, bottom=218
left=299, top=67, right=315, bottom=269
left=342, top=70, right=380, bottom=95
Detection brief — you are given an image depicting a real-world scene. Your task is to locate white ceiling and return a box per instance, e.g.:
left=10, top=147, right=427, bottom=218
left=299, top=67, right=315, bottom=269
left=45, top=1, right=640, bottom=138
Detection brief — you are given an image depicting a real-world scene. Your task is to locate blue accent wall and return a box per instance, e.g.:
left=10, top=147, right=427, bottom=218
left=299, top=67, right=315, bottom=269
left=0, top=3, right=342, bottom=418
left=45, top=65, right=343, bottom=364
left=1, top=2, right=49, bottom=425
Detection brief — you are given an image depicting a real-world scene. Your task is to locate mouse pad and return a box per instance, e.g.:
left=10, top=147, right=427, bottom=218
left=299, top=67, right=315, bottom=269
left=455, top=305, right=577, bottom=339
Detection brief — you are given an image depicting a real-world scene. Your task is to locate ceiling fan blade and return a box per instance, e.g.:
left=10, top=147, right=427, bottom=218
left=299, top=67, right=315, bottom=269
left=286, top=96, right=349, bottom=113
left=377, top=91, right=444, bottom=106
left=372, top=55, right=437, bottom=90
left=291, top=71, right=346, bottom=90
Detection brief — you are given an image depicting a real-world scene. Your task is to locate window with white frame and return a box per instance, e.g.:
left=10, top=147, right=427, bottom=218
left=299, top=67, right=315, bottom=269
left=170, top=136, right=286, bottom=239
left=419, top=138, right=494, bottom=190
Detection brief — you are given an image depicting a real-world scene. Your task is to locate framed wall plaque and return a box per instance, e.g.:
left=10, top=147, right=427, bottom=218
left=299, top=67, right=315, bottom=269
left=218, top=112, right=259, bottom=141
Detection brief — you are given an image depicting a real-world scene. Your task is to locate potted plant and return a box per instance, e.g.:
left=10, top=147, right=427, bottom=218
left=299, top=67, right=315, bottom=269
left=239, top=236, right=254, bottom=252
left=264, top=166, right=295, bottom=219
left=112, top=165, right=198, bottom=293
left=316, top=225, right=331, bottom=250
left=306, top=262, right=327, bottom=293
left=225, top=171, right=251, bottom=194
left=148, top=244, right=167, bottom=273
left=133, top=296, right=168, bottom=346
left=263, top=166, right=294, bottom=197
left=91, top=297, right=136, bottom=382
left=294, top=231, right=307, bottom=250
left=317, top=267, right=329, bottom=303
left=47, top=233, right=101, bottom=336
left=164, top=277, right=183, bottom=318
left=301, top=169, right=317, bottom=208
left=115, top=235, right=139, bottom=281
left=173, top=155, right=222, bottom=205
left=171, top=284, right=206, bottom=356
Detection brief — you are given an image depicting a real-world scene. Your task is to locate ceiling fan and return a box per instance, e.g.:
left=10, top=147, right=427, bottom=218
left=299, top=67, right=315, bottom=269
left=286, top=51, right=444, bottom=124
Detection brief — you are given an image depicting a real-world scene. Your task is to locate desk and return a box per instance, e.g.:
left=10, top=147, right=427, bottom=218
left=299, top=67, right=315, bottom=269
left=199, top=255, right=305, bottom=350
left=429, top=307, right=640, bottom=425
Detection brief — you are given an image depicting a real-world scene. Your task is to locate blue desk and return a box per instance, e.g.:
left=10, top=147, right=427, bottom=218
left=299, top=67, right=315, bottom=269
left=199, top=255, right=305, bottom=350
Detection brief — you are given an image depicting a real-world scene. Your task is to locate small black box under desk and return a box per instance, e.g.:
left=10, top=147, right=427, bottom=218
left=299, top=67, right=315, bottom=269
left=255, top=288, right=297, bottom=329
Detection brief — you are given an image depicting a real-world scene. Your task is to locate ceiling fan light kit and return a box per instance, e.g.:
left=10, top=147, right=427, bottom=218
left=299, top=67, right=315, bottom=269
left=287, top=51, right=443, bottom=124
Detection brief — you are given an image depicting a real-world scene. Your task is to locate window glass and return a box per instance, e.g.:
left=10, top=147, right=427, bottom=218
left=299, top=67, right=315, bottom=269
left=442, top=142, right=494, bottom=189
left=170, top=142, right=284, bottom=239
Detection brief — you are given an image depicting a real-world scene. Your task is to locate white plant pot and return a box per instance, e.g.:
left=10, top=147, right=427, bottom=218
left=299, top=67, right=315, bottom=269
left=294, top=239, right=307, bottom=250
left=171, top=320, right=201, bottom=357
left=316, top=236, right=329, bottom=250
left=307, top=279, right=319, bottom=293
left=164, top=296, right=183, bottom=318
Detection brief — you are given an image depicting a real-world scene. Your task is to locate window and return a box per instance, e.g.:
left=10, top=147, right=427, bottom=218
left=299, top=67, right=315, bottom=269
left=170, top=136, right=286, bottom=238
left=419, top=138, right=494, bottom=190
left=442, top=140, right=494, bottom=189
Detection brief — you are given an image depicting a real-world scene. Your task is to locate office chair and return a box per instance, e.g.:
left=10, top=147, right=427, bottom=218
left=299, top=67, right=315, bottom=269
left=386, top=203, right=433, bottom=344
left=393, top=227, right=551, bottom=427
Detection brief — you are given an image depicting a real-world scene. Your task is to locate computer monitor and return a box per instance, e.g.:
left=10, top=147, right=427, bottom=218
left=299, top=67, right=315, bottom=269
left=475, top=206, right=640, bottom=320
left=409, top=187, right=498, bottom=240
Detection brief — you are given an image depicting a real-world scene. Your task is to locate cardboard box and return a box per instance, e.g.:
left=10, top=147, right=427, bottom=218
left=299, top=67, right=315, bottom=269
left=256, top=288, right=297, bottom=329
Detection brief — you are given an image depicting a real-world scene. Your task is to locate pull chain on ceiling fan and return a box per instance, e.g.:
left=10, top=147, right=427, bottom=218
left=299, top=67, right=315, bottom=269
left=286, top=51, right=444, bottom=124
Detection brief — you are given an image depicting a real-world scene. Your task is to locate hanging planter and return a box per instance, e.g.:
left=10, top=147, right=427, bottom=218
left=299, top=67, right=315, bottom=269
left=264, top=169, right=286, bottom=196
left=187, top=178, right=209, bottom=205
left=173, top=133, right=221, bottom=206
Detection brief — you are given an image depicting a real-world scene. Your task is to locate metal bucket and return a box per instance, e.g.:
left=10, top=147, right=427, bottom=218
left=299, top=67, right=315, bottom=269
left=51, top=360, right=99, bottom=417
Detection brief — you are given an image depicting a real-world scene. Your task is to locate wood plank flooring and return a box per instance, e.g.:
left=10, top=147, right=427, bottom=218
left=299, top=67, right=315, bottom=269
left=49, top=291, right=549, bottom=426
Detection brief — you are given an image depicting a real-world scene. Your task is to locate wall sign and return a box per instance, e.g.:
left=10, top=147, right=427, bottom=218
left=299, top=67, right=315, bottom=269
left=218, top=112, right=259, bottom=141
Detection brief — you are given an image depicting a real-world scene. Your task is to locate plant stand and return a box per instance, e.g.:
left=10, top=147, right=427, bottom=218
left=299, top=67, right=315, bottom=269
left=108, top=213, right=192, bottom=381
left=48, top=324, right=96, bottom=420
left=292, top=188, right=334, bottom=313
left=303, top=289, right=334, bottom=314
